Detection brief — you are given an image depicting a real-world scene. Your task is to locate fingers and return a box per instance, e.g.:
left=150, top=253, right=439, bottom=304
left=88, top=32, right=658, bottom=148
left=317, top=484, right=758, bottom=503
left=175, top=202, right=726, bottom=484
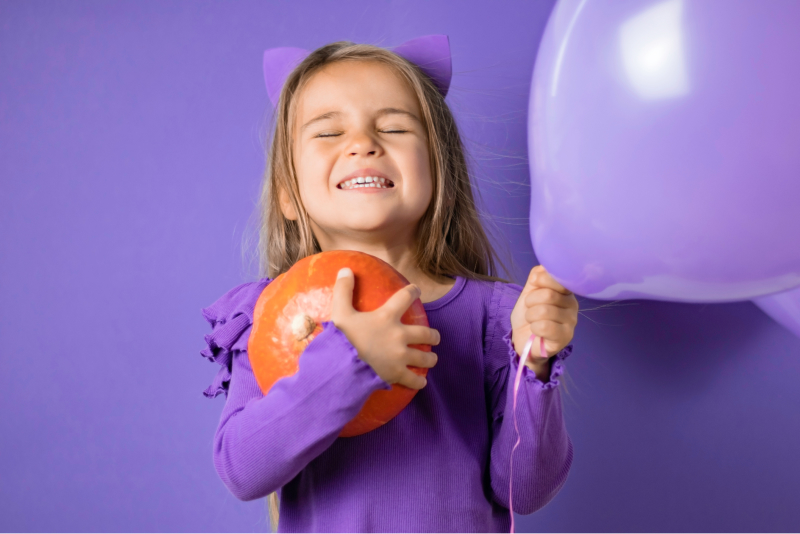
left=397, top=349, right=438, bottom=389
left=331, top=267, right=355, bottom=319
left=525, top=299, right=578, bottom=325
left=529, top=319, right=565, bottom=338
left=526, top=265, right=573, bottom=296
left=516, top=319, right=570, bottom=353
left=406, top=348, right=438, bottom=369
left=525, top=287, right=578, bottom=310
left=401, top=369, right=429, bottom=390
left=382, top=283, right=422, bottom=319
left=527, top=320, right=572, bottom=349
left=403, top=325, right=441, bottom=346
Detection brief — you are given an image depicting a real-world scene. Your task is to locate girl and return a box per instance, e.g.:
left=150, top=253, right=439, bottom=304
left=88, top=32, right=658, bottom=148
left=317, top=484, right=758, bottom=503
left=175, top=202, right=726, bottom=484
left=200, top=36, right=579, bottom=533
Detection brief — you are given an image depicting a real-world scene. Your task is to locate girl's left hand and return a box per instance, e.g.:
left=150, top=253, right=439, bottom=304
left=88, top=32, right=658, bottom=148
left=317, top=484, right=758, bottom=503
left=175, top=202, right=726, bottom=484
left=510, top=265, right=579, bottom=373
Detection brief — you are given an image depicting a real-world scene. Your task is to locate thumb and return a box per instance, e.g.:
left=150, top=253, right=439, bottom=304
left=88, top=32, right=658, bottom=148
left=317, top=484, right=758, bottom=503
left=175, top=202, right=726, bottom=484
left=522, top=265, right=544, bottom=294
left=331, top=267, right=355, bottom=320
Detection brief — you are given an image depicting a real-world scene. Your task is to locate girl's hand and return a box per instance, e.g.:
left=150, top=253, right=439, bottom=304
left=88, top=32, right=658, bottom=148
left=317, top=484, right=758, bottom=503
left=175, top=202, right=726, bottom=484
left=510, top=265, right=579, bottom=374
left=330, top=268, right=440, bottom=390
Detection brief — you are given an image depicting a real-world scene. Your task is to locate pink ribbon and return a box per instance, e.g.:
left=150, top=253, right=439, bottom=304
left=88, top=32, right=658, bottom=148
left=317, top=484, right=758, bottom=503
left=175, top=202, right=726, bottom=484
left=509, top=333, right=547, bottom=533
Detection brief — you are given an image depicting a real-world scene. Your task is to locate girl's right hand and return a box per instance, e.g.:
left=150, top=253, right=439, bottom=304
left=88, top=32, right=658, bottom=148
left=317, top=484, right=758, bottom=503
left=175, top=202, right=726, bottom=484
left=330, top=267, right=440, bottom=390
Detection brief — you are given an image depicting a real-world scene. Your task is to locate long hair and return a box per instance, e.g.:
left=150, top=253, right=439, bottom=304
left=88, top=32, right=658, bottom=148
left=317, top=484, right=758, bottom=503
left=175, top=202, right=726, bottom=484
left=258, top=40, right=512, bottom=282
left=256, top=40, right=515, bottom=532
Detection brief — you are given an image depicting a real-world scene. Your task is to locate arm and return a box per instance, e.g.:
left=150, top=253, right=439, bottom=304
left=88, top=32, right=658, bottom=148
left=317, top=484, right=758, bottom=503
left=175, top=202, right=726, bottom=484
left=210, top=320, right=391, bottom=501
left=485, top=282, right=574, bottom=515
left=488, top=332, right=574, bottom=514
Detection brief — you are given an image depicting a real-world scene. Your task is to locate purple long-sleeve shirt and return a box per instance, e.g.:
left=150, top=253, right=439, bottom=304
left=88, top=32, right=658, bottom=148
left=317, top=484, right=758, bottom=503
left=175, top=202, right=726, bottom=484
left=200, top=274, right=573, bottom=533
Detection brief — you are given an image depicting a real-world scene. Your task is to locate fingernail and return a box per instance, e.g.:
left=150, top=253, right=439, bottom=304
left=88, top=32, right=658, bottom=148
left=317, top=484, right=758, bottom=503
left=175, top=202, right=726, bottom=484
left=337, top=267, right=351, bottom=279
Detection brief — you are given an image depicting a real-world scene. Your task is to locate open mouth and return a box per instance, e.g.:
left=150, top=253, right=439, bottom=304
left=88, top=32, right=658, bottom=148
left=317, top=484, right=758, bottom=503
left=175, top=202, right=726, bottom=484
left=337, top=176, right=395, bottom=190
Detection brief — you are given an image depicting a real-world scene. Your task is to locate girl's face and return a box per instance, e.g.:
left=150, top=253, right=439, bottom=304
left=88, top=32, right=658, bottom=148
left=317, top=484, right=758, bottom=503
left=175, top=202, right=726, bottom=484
left=288, top=60, right=433, bottom=251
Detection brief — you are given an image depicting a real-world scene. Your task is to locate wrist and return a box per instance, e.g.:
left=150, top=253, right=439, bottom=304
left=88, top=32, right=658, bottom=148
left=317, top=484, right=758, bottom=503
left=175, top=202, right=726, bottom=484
left=523, top=356, right=551, bottom=382
left=511, top=329, right=553, bottom=381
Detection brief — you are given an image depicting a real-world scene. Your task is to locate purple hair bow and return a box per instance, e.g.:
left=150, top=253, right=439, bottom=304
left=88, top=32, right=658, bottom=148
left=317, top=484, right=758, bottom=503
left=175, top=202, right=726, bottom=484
left=262, top=35, right=452, bottom=106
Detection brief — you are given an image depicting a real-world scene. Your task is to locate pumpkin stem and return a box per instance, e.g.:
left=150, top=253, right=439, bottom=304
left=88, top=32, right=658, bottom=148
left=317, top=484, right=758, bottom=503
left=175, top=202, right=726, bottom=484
left=291, top=313, right=316, bottom=341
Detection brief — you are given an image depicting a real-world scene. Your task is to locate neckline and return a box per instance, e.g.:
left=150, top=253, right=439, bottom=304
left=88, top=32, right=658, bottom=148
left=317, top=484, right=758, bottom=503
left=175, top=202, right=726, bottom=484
left=422, top=275, right=466, bottom=311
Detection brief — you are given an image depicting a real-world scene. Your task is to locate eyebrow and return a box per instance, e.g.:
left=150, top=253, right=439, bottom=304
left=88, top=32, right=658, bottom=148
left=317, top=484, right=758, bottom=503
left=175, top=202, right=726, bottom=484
left=300, top=107, right=421, bottom=133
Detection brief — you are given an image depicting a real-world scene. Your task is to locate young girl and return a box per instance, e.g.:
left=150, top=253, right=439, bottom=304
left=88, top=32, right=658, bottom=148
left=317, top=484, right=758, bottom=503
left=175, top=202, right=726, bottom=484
left=200, top=36, right=579, bottom=533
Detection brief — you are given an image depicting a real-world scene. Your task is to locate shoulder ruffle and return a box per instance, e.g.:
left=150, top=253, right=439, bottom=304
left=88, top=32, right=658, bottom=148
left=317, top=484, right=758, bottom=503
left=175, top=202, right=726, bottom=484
left=484, top=281, right=524, bottom=373
left=200, top=277, right=272, bottom=399
left=485, top=281, right=573, bottom=392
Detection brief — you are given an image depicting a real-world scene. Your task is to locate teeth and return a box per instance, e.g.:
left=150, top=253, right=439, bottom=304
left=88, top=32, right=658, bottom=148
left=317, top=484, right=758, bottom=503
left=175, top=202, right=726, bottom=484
left=338, top=176, right=393, bottom=190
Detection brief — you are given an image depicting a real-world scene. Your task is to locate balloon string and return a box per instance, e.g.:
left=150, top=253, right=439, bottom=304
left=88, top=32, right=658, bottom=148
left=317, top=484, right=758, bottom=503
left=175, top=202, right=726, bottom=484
left=509, top=333, right=546, bottom=534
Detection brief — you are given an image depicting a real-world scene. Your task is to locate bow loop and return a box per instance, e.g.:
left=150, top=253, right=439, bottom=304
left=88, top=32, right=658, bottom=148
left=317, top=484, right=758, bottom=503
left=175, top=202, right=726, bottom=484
left=262, top=47, right=311, bottom=107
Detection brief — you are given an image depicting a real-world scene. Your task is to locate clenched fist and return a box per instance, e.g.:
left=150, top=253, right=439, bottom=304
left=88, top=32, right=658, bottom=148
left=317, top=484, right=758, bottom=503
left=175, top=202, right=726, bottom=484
left=509, top=265, right=579, bottom=380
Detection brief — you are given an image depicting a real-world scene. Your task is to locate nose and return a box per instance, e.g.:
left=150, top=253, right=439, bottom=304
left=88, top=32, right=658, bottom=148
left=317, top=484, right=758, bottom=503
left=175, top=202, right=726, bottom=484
left=345, top=129, right=382, bottom=157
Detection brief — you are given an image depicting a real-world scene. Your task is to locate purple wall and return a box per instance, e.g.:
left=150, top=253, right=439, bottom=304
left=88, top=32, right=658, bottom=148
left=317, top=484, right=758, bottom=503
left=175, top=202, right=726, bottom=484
left=1, top=1, right=798, bottom=532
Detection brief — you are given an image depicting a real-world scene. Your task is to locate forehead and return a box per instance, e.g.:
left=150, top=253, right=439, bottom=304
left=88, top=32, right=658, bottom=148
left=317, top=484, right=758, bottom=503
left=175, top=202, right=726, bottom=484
left=293, top=60, right=420, bottom=124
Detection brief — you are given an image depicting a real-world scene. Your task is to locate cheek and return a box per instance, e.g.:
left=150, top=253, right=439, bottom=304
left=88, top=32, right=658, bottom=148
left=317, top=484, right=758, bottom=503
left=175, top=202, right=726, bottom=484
left=297, top=142, right=336, bottom=174
left=294, top=173, right=336, bottom=216
left=294, top=145, right=329, bottom=186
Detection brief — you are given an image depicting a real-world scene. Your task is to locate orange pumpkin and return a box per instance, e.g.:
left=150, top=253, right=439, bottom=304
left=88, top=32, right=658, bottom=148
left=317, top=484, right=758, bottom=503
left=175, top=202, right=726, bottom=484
left=247, top=250, right=430, bottom=437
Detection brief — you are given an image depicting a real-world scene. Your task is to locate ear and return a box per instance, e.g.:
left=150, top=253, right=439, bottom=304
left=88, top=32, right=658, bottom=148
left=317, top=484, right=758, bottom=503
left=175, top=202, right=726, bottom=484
left=278, top=185, right=298, bottom=221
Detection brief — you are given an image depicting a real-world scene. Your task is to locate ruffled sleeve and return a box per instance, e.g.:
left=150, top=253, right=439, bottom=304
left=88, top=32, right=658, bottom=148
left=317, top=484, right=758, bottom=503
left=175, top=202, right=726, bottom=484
left=203, top=289, right=393, bottom=501
left=484, top=282, right=573, bottom=401
left=200, top=278, right=272, bottom=399
left=484, top=280, right=574, bottom=515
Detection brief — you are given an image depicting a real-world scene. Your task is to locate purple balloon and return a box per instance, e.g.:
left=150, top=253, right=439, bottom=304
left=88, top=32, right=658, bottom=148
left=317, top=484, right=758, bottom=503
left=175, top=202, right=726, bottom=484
left=528, top=0, right=800, bottom=304
left=753, top=288, right=800, bottom=339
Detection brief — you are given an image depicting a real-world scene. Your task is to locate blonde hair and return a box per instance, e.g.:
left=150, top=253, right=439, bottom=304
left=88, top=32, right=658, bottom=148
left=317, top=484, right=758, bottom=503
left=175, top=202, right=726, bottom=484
left=256, top=40, right=515, bottom=532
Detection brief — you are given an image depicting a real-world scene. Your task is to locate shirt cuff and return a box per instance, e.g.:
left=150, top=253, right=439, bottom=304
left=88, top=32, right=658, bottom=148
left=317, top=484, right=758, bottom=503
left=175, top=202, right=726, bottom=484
left=501, top=328, right=573, bottom=391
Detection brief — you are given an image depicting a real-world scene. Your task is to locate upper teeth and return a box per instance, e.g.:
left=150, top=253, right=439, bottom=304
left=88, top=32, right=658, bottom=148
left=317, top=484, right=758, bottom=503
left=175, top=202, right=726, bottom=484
left=338, top=176, right=392, bottom=190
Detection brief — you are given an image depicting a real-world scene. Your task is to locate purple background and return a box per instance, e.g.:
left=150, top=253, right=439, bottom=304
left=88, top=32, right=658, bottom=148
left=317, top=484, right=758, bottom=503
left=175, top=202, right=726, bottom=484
left=1, top=1, right=798, bottom=532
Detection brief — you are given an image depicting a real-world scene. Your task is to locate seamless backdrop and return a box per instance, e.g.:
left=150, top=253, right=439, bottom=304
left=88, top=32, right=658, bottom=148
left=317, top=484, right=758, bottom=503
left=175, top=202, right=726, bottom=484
left=1, top=1, right=799, bottom=532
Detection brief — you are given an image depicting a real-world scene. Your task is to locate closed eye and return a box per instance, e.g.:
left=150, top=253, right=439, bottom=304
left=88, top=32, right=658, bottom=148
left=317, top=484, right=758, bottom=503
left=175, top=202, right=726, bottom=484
left=315, top=130, right=408, bottom=138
